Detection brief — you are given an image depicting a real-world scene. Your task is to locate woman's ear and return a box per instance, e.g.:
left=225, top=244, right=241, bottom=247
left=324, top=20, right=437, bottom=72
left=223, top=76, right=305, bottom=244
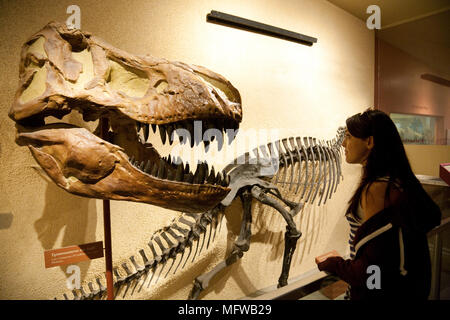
left=367, top=136, right=374, bottom=150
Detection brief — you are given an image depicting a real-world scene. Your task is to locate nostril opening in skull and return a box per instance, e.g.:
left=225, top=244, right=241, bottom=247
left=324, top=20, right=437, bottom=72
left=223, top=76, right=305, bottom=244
left=60, top=33, right=89, bottom=53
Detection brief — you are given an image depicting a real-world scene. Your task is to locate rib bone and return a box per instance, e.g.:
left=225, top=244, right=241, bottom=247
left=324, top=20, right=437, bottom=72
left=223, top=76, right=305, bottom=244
left=295, top=137, right=309, bottom=201
left=289, top=137, right=302, bottom=194
left=320, top=140, right=331, bottom=205
left=282, top=138, right=295, bottom=191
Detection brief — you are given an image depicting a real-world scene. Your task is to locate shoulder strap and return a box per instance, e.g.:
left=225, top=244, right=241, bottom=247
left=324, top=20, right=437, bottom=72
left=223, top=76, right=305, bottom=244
left=374, top=176, right=403, bottom=191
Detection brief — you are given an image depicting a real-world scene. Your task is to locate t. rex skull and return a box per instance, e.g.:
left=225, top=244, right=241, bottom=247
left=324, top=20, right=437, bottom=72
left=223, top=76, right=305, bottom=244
left=10, top=22, right=242, bottom=213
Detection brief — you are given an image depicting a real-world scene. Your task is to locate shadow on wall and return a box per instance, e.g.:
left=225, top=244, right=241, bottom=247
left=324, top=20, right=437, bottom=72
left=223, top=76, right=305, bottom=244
left=194, top=198, right=259, bottom=299
left=194, top=188, right=327, bottom=299
left=34, top=180, right=98, bottom=282
left=252, top=200, right=285, bottom=261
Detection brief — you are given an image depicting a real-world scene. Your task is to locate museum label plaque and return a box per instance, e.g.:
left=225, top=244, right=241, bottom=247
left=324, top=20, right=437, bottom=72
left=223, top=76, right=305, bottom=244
left=44, top=241, right=104, bottom=268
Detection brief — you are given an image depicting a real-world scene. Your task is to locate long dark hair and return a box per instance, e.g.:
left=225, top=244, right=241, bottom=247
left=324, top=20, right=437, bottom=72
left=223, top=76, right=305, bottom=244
left=346, top=109, right=420, bottom=216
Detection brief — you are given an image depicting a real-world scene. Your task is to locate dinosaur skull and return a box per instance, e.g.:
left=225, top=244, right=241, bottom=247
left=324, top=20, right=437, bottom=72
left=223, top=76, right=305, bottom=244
left=9, top=22, right=242, bottom=213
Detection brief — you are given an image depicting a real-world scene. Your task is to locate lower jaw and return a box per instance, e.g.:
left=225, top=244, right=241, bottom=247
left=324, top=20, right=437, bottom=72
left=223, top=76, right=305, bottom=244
left=17, top=122, right=231, bottom=213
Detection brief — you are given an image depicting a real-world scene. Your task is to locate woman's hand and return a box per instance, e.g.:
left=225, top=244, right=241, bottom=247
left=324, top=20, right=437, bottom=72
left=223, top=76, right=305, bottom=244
left=315, top=250, right=340, bottom=264
left=315, top=251, right=343, bottom=274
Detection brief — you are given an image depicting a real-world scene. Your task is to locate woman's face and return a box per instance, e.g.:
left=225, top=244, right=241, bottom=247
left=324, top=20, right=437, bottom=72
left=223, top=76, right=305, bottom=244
left=342, top=129, right=373, bottom=165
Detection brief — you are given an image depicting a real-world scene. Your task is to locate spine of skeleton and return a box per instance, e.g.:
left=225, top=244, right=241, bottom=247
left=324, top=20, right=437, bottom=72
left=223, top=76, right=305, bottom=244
left=58, top=205, right=225, bottom=300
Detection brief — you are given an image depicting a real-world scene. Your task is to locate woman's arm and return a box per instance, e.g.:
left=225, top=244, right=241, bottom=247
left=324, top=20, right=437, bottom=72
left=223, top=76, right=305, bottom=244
left=316, top=255, right=369, bottom=287
left=316, top=228, right=396, bottom=287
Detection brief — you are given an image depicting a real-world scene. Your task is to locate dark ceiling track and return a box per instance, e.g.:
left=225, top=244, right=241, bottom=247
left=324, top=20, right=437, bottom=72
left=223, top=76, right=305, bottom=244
left=206, top=10, right=317, bottom=46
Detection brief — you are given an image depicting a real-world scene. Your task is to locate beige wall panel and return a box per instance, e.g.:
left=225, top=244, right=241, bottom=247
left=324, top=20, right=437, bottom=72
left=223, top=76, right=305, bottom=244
left=405, top=145, right=450, bottom=177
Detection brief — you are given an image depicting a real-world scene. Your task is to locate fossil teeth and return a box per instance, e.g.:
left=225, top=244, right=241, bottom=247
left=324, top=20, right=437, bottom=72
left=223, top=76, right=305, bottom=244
left=204, top=162, right=209, bottom=178
left=175, top=123, right=187, bottom=145
left=151, top=161, right=159, bottom=176
left=157, top=159, right=166, bottom=178
left=175, top=163, right=184, bottom=181
left=193, top=162, right=207, bottom=184
left=206, top=166, right=215, bottom=184
left=167, top=125, right=174, bottom=145
left=173, top=156, right=183, bottom=166
left=144, top=124, right=150, bottom=142
left=136, top=121, right=141, bottom=133
left=159, top=125, right=167, bottom=145
left=215, top=171, right=222, bottom=185
left=193, top=164, right=201, bottom=184
left=184, top=121, right=194, bottom=148
left=184, top=172, right=194, bottom=184
left=144, top=160, right=152, bottom=173
left=167, top=168, right=175, bottom=181
left=203, top=140, right=210, bottom=151
left=151, top=123, right=157, bottom=133
left=184, top=163, right=190, bottom=175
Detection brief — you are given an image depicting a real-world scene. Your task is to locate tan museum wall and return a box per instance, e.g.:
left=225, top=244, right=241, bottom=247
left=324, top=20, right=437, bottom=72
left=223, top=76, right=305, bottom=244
left=405, top=144, right=450, bottom=177
left=0, top=0, right=373, bottom=299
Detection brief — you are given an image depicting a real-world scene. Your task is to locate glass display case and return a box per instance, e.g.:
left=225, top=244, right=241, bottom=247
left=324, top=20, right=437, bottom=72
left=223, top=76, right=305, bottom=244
left=390, top=113, right=438, bottom=145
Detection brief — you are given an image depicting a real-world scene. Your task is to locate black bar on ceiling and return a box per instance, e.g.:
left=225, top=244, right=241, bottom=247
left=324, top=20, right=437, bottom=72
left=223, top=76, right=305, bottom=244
left=206, top=10, right=317, bottom=46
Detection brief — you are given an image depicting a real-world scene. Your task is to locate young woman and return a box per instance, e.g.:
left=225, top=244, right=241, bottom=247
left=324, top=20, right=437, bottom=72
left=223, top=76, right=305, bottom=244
left=316, top=109, right=441, bottom=300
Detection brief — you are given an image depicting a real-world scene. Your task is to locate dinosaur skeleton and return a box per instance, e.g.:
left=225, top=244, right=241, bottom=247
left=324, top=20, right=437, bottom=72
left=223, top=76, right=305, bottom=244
left=56, top=128, right=344, bottom=300
left=189, top=129, right=345, bottom=299
left=10, top=22, right=346, bottom=300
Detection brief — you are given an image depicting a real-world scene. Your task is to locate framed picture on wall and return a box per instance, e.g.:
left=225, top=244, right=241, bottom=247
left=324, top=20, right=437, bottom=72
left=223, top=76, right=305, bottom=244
left=390, top=113, right=438, bottom=145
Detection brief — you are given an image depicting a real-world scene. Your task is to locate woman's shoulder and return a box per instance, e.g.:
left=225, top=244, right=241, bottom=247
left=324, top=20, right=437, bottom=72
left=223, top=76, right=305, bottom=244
left=364, top=176, right=404, bottom=196
left=361, top=178, right=403, bottom=221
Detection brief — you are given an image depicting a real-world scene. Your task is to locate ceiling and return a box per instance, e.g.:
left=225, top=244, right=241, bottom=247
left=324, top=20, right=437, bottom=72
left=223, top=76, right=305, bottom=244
left=326, top=0, right=450, bottom=28
left=327, top=0, right=450, bottom=78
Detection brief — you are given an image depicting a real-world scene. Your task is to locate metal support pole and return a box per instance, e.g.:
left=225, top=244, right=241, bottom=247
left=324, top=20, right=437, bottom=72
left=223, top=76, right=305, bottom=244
left=101, top=117, right=114, bottom=300
left=431, top=232, right=442, bottom=300
left=103, top=199, right=114, bottom=300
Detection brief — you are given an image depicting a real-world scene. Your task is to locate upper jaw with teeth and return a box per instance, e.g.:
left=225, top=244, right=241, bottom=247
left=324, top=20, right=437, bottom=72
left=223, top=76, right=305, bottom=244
left=10, top=21, right=242, bottom=213
left=124, top=118, right=233, bottom=186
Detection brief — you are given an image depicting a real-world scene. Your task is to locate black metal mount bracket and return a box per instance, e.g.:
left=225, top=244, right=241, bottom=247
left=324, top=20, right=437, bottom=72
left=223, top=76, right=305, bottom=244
left=206, top=10, right=317, bottom=46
